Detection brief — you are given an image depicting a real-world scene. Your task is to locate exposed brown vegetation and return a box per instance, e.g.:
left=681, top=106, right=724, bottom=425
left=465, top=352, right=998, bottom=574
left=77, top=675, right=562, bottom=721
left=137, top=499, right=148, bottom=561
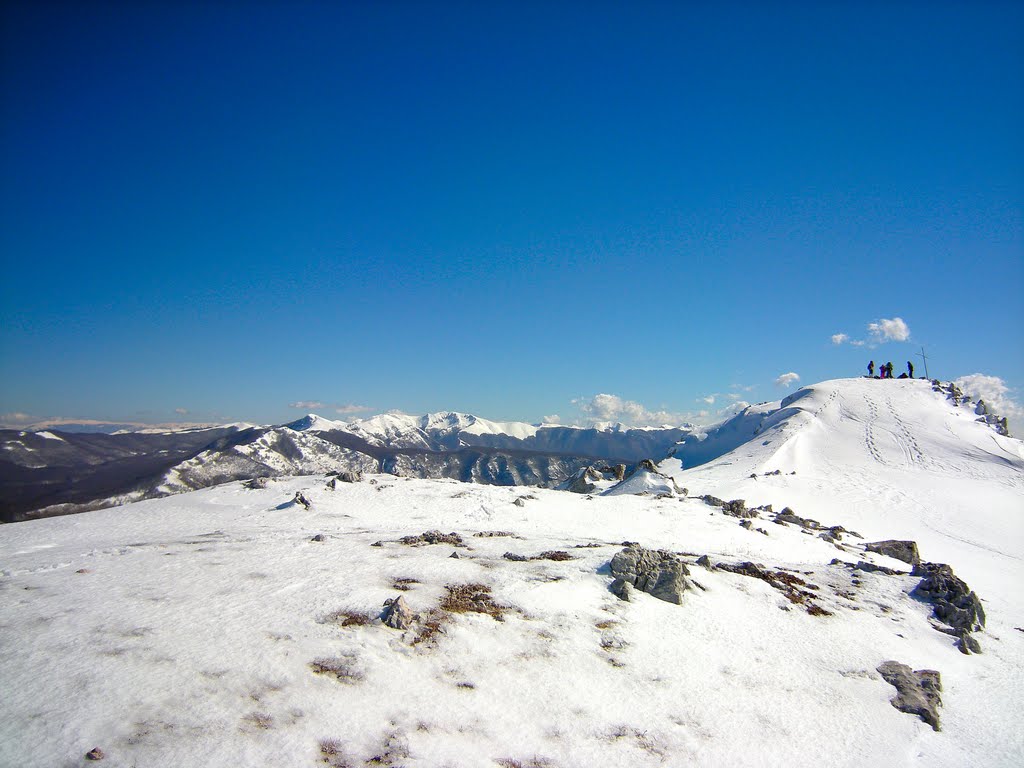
left=309, top=656, right=364, bottom=684
left=399, top=530, right=464, bottom=546
left=320, top=609, right=375, bottom=627
left=536, top=550, right=573, bottom=561
left=391, top=577, right=420, bottom=591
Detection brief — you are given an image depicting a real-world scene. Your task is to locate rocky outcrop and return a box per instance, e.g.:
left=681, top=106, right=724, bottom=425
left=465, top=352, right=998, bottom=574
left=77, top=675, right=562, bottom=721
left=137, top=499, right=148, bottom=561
left=865, top=540, right=920, bottom=565
left=608, top=545, right=691, bottom=604
left=912, top=561, right=985, bottom=653
left=337, top=470, right=363, bottom=483
left=242, top=477, right=270, bottom=490
left=877, top=661, right=942, bottom=731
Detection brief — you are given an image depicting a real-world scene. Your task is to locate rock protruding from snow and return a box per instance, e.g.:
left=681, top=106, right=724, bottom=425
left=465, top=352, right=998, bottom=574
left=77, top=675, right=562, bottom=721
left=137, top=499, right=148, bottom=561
left=293, top=491, right=312, bottom=510
left=877, top=661, right=942, bottom=731
left=608, top=545, right=691, bottom=604
left=865, top=540, right=920, bottom=565
left=911, top=562, right=985, bottom=652
left=603, top=463, right=682, bottom=498
left=337, top=470, right=363, bottom=483
left=381, top=595, right=416, bottom=629
left=243, top=477, right=270, bottom=490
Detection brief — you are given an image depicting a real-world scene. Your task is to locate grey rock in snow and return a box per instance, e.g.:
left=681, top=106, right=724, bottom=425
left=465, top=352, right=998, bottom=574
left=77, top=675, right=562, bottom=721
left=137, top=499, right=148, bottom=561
left=696, top=554, right=714, bottom=569
left=381, top=595, right=416, bottom=629
left=609, top=545, right=691, bottom=604
left=865, top=539, right=920, bottom=565
left=912, top=562, right=985, bottom=633
left=293, top=491, right=312, bottom=510
left=337, top=470, right=363, bottom=483
left=877, top=661, right=942, bottom=731
left=243, top=477, right=270, bottom=490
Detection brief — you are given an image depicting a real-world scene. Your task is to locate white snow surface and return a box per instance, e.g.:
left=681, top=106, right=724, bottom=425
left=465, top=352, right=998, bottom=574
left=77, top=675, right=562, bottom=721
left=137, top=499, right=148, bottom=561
left=34, top=430, right=65, bottom=441
left=602, top=468, right=678, bottom=497
left=1, top=377, right=1022, bottom=767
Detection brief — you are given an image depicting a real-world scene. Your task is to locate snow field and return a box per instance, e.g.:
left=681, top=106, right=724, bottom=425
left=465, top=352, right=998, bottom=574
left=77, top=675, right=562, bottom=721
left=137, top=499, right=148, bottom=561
left=2, top=469, right=1022, bottom=767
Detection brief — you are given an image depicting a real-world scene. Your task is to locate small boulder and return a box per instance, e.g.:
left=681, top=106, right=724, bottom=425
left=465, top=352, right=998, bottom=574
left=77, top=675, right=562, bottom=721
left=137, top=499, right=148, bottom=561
left=877, top=661, right=942, bottom=731
left=513, top=497, right=526, bottom=507
left=243, top=477, right=270, bottom=490
left=294, top=492, right=312, bottom=510
left=310, top=534, right=325, bottom=542
left=337, top=470, right=363, bottom=483
left=865, top=540, right=920, bottom=565
left=381, top=595, right=416, bottom=629
left=608, top=545, right=691, bottom=605
left=85, top=748, right=105, bottom=761
left=696, top=554, right=714, bottom=569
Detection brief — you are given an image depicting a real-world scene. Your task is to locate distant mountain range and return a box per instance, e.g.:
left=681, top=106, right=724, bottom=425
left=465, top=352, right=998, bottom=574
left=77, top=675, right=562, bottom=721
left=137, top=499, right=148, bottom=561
left=0, top=412, right=695, bottom=522
left=2, top=382, right=1014, bottom=524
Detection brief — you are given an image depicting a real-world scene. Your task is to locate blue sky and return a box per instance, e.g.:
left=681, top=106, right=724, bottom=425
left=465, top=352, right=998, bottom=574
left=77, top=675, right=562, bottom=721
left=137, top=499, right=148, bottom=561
left=1, top=1, right=1022, bottom=429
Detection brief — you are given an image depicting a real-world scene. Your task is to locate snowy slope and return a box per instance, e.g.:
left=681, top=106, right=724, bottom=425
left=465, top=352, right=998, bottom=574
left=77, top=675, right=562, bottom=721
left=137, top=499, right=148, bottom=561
left=663, top=377, right=1024, bottom=642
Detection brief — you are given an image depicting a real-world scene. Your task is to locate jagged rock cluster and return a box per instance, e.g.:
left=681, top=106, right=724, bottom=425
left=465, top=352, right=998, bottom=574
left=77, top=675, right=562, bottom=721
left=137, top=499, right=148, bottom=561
left=912, top=561, right=986, bottom=654
left=932, top=380, right=1010, bottom=436
left=562, top=464, right=627, bottom=493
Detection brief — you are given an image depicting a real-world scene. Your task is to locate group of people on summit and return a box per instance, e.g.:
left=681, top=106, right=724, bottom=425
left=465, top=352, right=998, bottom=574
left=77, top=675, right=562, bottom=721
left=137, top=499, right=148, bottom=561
left=867, top=360, right=914, bottom=379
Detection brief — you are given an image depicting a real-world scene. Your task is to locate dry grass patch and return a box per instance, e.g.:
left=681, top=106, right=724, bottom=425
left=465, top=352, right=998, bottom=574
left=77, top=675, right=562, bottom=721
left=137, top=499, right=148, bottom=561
left=309, top=656, right=364, bottom=684
left=440, top=583, right=507, bottom=620
left=320, top=609, right=376, bottom=627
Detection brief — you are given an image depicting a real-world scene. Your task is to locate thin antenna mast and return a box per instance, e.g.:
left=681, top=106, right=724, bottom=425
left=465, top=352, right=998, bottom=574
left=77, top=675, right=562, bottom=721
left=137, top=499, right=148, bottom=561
left=916, top=346, right=930, bottom=379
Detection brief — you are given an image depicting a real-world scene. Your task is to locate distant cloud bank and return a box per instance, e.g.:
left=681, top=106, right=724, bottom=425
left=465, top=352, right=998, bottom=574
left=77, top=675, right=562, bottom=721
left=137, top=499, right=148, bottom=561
left=289, top=400, right=371, bottom=415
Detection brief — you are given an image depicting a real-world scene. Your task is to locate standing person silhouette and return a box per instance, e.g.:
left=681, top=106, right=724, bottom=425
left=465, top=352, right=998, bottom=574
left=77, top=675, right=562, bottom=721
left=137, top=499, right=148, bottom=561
left=868, top=361, right=875, bottom=377
left=907, top=361, right=914, bottom=378
left=885, top=362, right=894, bottom=378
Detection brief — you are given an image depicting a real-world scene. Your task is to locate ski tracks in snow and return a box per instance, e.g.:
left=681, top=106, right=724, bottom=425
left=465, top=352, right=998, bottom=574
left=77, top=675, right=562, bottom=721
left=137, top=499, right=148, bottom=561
left=862, top=396, right=886, bottom=465
left=886, top=396, right=926, bottom=469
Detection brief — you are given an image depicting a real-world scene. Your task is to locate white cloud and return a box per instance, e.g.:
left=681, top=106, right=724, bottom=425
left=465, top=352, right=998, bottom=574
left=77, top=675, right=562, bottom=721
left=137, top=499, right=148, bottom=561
left=290, top=400, right=326, bottom=410
left=541, top=414, right=561, bottom=425
left=0, top=412, right=32, bottom=424
left=831, top=333, right=849, bottom=345
left=174, top=407, right=189, bottom=415
left=719, top=400, right=751, bottom=417
left=571, top=393, right=690, bottom=427
left=850, top=339, right=866, bottom=347
left=334, top=404, right=371, bottom=415
left=868, top=317, right=911, bottom=343
left=701, top=395, right=716, bottom=405
left=775, top=372, right=801, bottom=388
left=953, top=374, right=1024, bottom=436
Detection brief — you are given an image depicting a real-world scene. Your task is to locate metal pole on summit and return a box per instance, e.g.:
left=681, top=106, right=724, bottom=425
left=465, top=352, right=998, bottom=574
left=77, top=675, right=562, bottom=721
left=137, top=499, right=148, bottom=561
left=917, top=346, right=930, bottom=379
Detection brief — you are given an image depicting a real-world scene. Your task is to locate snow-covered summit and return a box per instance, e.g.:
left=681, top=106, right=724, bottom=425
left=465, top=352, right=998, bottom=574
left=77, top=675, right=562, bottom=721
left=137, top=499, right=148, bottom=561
left=284, top=413, right=349, bottom=433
